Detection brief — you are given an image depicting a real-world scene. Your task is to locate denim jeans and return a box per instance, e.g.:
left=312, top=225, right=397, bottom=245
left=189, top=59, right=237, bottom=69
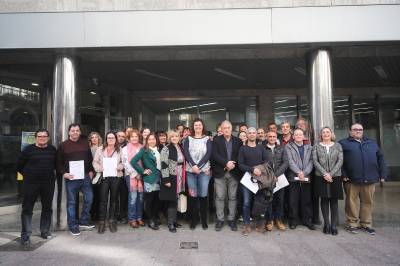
left=21, top=181, right=55, bottom=240
left=125, top=175, right=144, bottom=221
left=241, top=184, right=253, bottom=225
left=65, top=175, right=93, bottom=231
left=265, top=188, right=285, bottom=221
left=186, top=172, right=211, bottom=197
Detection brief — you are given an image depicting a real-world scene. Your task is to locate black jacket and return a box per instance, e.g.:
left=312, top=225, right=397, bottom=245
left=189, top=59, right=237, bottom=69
left=212, top=135, right=242, bottom=180
left=262, top=142, right=289, bottom=178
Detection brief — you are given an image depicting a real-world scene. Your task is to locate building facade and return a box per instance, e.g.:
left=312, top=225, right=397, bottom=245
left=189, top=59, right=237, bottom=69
left=0, top=0, right=399, bottom=228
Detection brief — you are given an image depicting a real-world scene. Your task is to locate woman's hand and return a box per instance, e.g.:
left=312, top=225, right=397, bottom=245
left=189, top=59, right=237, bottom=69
left=324, top=173, right=333, bottom=183
left=165, top=182, right=171, bottom=187
left=117, top=164, right=124, bottom=171
left=143, top=169, right=152, bottom=175
left=192, top=165, right=200, bottom=174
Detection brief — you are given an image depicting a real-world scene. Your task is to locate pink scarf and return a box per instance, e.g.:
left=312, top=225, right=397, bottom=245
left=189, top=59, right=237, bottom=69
left=127, top=143, right=143, bottom=192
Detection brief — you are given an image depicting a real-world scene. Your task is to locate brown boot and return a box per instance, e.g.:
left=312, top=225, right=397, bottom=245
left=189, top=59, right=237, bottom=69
left=265, top=221, right=274, bottom=231
left=138, top=220, right=145, bottom=226
left=275, top=219, right=286, bottom=231
left=129, top=221, right=139, bottom=228
left=242, top=225, right=251, bottom=236
left=256, top=224, right=265, bottom=233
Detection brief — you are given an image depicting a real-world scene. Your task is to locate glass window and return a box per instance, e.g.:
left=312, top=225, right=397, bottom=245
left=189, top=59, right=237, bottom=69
left=299, top=96, right=309, bottom=121
left=380, top=96, right=400, bottom=180
left=353, top=96, right=377, bottom=140
left=0, top=83, right=42, bottom=207
left=273, top=96, right=298, bottom=128
left=333, top=96, right=350, bottom=141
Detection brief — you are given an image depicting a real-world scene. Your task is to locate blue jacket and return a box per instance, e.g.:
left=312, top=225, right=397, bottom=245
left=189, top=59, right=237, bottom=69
left=339, top=137, right=387, bottom=183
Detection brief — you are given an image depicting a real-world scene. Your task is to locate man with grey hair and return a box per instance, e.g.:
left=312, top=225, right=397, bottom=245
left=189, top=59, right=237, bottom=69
left=212, top=120, right=243, bottom=231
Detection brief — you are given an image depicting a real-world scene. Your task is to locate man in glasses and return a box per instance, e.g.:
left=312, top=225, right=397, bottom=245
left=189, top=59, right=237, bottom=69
left=17, top=129, right=57, bottom=245
left=339, top=123, right=387, bottom=235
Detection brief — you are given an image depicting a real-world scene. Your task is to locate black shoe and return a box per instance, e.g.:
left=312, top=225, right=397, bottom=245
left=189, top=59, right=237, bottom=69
left=174, top=222, right=182, bottom=228
left=305, top=223, right=316, bottom=230
left=331, top=225, right=338, bottom=235
left=215, top=220, right=224, bottom=231
left=345, top=226, right=359, bottom=234
left=190, top=222, right=197, bottom=230
left=40, top=232, right=53, bottom=240
left=20, top=237, right=30, bottom=246
left=228, top=221, right=238, bottom=231
left=148, top=221, right=159, bottom=230
left=109, top=221, right=118, bottom=233
left=289, top=223, right=297, bottom=230
left=98, top=222, right=106, bottom=234
left=363, top=227, right=376, bottom=235
left=202, top=222, right=208, bottom=230
left=323, top=224, right=331, bottom=234
left=168, top=224, right=177, bottom=233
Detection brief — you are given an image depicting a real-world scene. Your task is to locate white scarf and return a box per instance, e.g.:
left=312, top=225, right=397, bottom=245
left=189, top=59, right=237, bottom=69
left=149, top=146, right=161, bottom=170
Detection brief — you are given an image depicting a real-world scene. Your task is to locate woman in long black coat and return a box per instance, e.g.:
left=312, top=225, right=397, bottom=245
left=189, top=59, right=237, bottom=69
left=159, top=130, right=186, bottom=233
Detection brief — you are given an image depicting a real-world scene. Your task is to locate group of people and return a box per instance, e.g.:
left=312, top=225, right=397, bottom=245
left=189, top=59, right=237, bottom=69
left=17, top=117, right=387, bottom=245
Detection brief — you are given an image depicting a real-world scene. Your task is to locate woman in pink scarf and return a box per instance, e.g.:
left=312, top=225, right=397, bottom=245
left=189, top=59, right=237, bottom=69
left=122, top=129, right=144, bottom=228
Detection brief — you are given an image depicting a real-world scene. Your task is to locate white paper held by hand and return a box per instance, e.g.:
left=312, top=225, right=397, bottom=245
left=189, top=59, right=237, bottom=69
left=273, top=174, right=289, bottom=193
left=69, top=160, right=85, bottom=180
left=240, top=172, right=259, bottom=194
left=103, top=157, right=118, bottom=177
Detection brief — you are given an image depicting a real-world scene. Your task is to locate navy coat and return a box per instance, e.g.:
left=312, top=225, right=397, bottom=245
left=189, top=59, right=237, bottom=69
left=339, top=137, right=387, bottom=183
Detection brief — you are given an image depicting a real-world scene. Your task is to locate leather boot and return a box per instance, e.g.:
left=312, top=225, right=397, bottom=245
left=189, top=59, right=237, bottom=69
left=98, top=221, right=106, bottom=234
left=189, top=196, right=199, bottom=230
left=199, top=197, right=208, bottom=230
left=109, top=220, right=117, bottom=233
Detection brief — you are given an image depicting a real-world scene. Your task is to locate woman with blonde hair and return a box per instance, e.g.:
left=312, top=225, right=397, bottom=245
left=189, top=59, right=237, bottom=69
left=88, top=131, right=102, bottom=222
left=312, top=126, right=343, bottom=235
left=159, top=130, right=186, bottom=233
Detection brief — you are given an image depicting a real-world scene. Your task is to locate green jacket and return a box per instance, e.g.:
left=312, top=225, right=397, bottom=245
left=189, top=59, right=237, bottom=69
left=130, top=147, right=159, bottom=184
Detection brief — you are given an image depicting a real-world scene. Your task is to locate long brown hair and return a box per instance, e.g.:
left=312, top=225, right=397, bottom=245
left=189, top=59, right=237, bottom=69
left=127, top=129, right=142, bottom=144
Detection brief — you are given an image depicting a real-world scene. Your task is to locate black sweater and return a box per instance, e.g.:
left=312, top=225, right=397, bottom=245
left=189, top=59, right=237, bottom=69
left=238, top=144, right=268, bottom=173
left=17, top=144, right=57, bottom=183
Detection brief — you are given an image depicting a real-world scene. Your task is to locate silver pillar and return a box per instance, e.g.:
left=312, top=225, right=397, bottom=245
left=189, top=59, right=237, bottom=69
left=52, top=56, right=77, bottom=229
left=309, top=49, right=334, bottom=141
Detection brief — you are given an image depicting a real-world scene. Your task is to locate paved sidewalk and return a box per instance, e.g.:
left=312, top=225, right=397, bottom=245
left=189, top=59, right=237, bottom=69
left=0, top=223, right=399, bottom=266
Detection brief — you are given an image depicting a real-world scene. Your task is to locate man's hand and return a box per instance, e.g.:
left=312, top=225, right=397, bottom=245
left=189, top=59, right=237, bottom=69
left=165, top=182, right=171, bottom=187
left=343, top=176, right=350, bottom=182
left=226, top=161, right=235, bottom=171
left=88, top=171, right=94, bottom=179
left=298, top=171, right=305, bottom=181
left=380, top=177, right=385, bottom=182
left=63, top=173, right=74, bottom=180
left=253, top=168, right=262, bottom=176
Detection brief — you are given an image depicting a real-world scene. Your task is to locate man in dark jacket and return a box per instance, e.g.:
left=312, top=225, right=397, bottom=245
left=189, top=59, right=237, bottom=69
left=212, top=120, right=242, bottom=231
left=17, top=129, right=57, bottom=245
left=262, top=130, right=288, bottom=231
left=339, top=123, right=387, bottom=235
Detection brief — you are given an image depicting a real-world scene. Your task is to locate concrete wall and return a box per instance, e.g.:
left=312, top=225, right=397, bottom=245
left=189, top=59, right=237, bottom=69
left=0, top=0, right=399, bottom=12
left=1, top=5, right=400, bottom=49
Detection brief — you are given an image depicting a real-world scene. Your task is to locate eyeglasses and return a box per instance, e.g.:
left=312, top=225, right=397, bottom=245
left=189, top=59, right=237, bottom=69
left=351, top=128, right=363, bottom=132
left=36, top=135, right=49, bottom=138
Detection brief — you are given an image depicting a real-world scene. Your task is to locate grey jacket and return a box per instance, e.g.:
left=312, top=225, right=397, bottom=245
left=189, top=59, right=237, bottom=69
left=285, top=142, right=313, bottom=182
left=312, top=142, right=343, bottom=177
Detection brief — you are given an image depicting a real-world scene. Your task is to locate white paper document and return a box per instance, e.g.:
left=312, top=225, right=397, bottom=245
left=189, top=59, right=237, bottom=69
left=294, top=176, right=309, bottom=182
left=240, top=172, right=259, bottom=194
left=103, top=157, right=118, bottom=177
left=273, top=174, right=289, bottom=193
left=69, top=160, right=85, bottom=180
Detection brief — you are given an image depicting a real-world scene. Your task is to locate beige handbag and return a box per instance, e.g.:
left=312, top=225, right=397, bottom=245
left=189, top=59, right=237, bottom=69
left=177, top=193, right=187, bottom=213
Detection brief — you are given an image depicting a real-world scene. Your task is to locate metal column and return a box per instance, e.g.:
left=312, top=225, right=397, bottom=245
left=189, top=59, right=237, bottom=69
left=52, top=56, right=77, bottom=229
left=309, top=49, right=334, bottom=140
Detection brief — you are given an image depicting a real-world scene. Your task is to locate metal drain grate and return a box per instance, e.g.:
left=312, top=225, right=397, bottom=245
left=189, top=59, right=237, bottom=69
left=180, top=242, right=198, bottom=249
left=0, top=238, right=46, bottom=252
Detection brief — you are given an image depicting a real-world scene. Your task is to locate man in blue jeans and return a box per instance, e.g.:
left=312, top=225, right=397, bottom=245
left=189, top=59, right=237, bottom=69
left=57, top=123, right=95, bottom=236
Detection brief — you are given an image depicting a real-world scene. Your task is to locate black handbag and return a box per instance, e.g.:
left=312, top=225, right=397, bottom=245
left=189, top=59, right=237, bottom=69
left=251, top=188, right=273, bottom=217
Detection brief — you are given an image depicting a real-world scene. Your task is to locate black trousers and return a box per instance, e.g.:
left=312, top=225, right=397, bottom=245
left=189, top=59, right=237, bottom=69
left=90, top=184, right=100, bottom=221
left=117, top=177, right=128, bottom=220
left=21, top=181, right=55, bottom=239
left=166, top=201, right=177, bottom=225
left=288, top=182, right=313, bottom=225
left=98, top=176, right=120, bottom=221
left=144, top=191, right=160, bottom=221
left=320, top=198, right=339, bottom=226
